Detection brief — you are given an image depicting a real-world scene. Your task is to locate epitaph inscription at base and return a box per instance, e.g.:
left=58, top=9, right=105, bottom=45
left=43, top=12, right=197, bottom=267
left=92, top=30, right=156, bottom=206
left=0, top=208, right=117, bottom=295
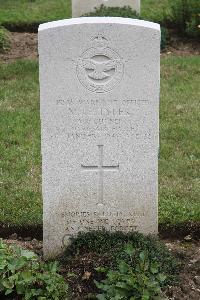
left=39, top=18, right=160, bottom=258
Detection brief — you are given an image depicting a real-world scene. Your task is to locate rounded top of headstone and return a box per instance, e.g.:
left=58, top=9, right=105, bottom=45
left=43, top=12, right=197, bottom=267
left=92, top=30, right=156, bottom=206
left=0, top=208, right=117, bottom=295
left=38, top=17, right=160, bottom=32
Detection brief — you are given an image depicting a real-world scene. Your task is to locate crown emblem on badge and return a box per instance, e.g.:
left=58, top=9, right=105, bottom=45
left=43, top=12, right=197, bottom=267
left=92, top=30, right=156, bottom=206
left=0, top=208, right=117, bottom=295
left=91, top=34, right=108, bottom=44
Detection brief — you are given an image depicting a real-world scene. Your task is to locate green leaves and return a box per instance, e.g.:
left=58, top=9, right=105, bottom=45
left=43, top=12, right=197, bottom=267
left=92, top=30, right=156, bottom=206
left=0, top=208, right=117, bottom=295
left=141, top=290, right=150, bottom=300
left=118, top=261, right=130, bottom=274
left=0, top=239, right=68, bottom=299
left=96, top=294, right=107, bottom=300
left=150, top=262, right=159, bottom=275
left=84, top=4, right=139, bottom=19
left=157, top=273, right=167, bottom=283
left=124, top=243, right=135, bottom=256
left=95, top=244, right=167, bottom=300
left=20, top=249, right=37, bottom=259
left=95, top=266, right=108, bottom=273
left=2, top=279, right=14, bottom=290
left=8, top=257, right=27, bottom=272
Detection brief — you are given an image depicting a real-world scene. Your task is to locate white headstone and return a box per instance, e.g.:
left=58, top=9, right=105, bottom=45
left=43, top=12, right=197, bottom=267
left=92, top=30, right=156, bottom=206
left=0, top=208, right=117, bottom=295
left=72, top=0, right=140, bottom=17
left=39, top=17, right=160, bottom=258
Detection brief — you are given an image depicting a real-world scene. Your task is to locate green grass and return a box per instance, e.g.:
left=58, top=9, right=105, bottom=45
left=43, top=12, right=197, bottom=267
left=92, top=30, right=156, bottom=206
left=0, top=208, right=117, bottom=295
left=0, top=60, right=42, bottom=227
left=0, top=0, right=170, bottom=27
left=159, top=56, right=200, bottom=226
left=0, top=0, right=71, bottom=26
left=0, top=56, right=199, bottom=228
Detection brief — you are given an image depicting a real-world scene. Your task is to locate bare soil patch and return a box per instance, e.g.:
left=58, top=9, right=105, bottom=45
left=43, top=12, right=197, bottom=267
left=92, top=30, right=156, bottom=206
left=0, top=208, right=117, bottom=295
left=164, top=239, right=200, bottom=300
left=162, top=36, right=200, bottom=57
left=0, top=32, right=200, bottom=63
left=2, top=236, right=200, bottom=300
left=0, top=32, right=38, bottom=62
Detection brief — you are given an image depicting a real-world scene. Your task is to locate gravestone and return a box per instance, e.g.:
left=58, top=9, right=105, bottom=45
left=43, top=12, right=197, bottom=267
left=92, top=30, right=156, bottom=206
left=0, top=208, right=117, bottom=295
left=39, top=17, right=160, bottom=258
left=72, top=0, right=140, bottom=17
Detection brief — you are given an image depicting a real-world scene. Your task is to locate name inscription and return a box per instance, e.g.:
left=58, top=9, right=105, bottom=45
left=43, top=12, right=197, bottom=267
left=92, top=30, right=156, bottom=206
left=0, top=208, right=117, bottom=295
left=47, top=97, right=154, bottom=141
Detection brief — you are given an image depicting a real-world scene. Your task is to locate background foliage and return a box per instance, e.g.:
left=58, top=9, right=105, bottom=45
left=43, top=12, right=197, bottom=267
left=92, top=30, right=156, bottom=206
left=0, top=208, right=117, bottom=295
left=169, top=0, right=200, bottom=37
left=0, top=240, right=68, bottom=299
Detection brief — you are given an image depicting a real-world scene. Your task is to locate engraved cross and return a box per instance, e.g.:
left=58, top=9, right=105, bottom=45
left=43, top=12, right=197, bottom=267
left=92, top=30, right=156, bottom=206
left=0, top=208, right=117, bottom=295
left=81, top=145, right=119, bottom=206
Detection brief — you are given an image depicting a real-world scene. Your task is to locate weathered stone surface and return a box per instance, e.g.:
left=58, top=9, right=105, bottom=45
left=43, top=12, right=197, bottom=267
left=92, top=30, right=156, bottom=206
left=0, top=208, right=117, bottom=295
left=72, top=0, right=140, bottom=17
left=39, top=17, right=160, bottom=258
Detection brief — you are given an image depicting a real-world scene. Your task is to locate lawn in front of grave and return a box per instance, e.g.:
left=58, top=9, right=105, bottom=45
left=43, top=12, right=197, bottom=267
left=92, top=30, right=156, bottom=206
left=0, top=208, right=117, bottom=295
left=159, top=56, right=200, bottom=230
left=0, top=60, right=42, bottom=229
left=0, top=56, right=199, bottom=232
